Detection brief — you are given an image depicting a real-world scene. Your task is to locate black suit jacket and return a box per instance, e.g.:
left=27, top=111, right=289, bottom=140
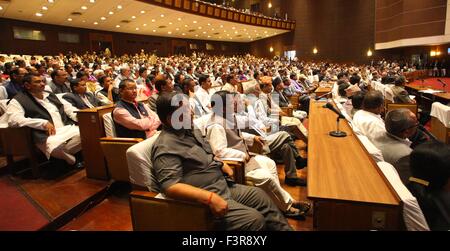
left=63, top=92, right=102, bottom=109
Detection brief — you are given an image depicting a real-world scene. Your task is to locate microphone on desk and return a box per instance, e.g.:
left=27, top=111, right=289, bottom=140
left=323, top=102, right=345, bottom=119
left=315, top=91, right=332, bottom=100
left=323, top=102, right=347, bottom=137
left=437, top=79, right=447, bottom=87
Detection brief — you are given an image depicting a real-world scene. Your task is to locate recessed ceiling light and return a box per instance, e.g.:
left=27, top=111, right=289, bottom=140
left=193, top=21, right=197, bottom=24
left=0, top=6, right=3, bottom=11
left=220, top=25, right=223, bottom=28
left=198, top=27, right=202, bottom=29
left=109, top=11, right=114, bottom=15
left=140, top=10, right=145, bottom=14
left=131, top=16, right=136, bottom=19
left=169, top=22, right=172, bottom=25
left=195, top=35, right=198, bottom=37
left=235, top=31, right=238, bottom=34
left=90, top=0, right=95, bottom=3
left=211, top=28, right=215, bottom=31
left=67, top=18, right=72, bottom=21
left=48, top=0, right=54, bottom=3
left=35, top=12, right=43, bottom=17
left=82, top=20, right=86, bottom=23
left=168, top=31, right=172, bottom=34
left=232, top=27, right=235, bottom=30
left=207, top=23, right=211, bottom=26
left=42, top=6, right=48, bottom=11
left=151, top=19, right=156, bottom=22
left=178, top=18, right=182, bottom=21
left=116, top=25, right=120, bottom=28
left=160, top=14, right=164, bottom=18
left=117, top=5, right=122, bottom=9
left=136, top=28, right=139, bottom=31
left=93, top=22, right=98, bottom=25
left=81, top=6, right=87, bottom=10
left=153, top=30, right=156, bottom=32
left=100, top=16, right=106, bottom=20
left=264, top=31, right=268, bottom=34
left=182, top=33, right=186, bottom=36
left=143, top=23, right=147, bottom=26
left=184, top=24, right=188, bottom=27
left=244, top=29, right=247, bottom=31
left=203, top=31, right=207, bottom=34
left=175, top=28, right=179, bottom=31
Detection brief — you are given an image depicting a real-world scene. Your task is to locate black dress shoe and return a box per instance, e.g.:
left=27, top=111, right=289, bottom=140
left=295, top=156, right=307, bottom=169
left=284, top=208, right=306, bottom=220
left=72, top=161, right=85, bottom=170
left=285, top=177, right=307, bottom=187
left=291, top=201, right=312, bottom=214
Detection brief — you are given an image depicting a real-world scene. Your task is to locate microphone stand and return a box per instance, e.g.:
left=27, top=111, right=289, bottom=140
left=329, top=115, right=347, bottom=137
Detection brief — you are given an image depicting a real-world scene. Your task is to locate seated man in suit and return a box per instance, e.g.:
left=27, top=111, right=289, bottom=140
left=271, top=77, right=307, bottom=120
left=372, top=109, right=418, bottom=184
left=63, top=79, right=104, bottom=109
left=7, top=73, right=83, bottom=167
left=151, top=92, right=293, bottom=231
left=201, top=90, right=310, bottom=219
left=148, top=74, right=174, bottom=113
left=407, top=141, right=450, bottom=231
left=112, top=79, right=160, bottom=140
left=48, top=69, right=71, bottom=94
left=391, top=76, right=416, bottom=104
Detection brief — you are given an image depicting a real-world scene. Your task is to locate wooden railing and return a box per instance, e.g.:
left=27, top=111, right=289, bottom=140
left=138, top=0, right=296, bottom=31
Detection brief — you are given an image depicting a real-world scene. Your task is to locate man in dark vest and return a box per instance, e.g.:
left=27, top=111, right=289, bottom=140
left=112, top=79, right=160, bottom=140
left=7, top=73, right=82, bottom=167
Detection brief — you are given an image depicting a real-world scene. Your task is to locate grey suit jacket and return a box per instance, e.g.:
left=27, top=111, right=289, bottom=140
left=63, top=92, right=102, bottom=109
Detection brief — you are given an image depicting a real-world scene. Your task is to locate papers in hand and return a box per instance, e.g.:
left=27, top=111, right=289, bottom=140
left=250, top=124, right=267, bottom=140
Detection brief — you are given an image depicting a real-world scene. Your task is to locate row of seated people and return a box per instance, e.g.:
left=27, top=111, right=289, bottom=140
left=2, top=71, right=313, bottom=230
left=329, top=86, right=449, bottom=231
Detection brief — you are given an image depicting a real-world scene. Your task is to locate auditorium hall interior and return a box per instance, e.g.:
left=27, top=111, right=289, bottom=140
left=0, top=0, right=449, bottom=232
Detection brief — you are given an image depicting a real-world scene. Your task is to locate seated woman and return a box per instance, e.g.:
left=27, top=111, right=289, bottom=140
left=407, top=141, right=450, bottom=230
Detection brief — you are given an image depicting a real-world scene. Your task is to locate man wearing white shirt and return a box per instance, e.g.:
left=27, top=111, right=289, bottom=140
left=113, top=66, right=132, bottom=88
left=352, top=90, right=386, bottom=142
left=193, top=75, right=213, bottom=116
left=7, top=73, right=82, bottom=167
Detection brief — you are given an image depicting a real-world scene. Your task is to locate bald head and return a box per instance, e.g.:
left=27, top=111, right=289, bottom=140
left=385, top=108, right=418, bottom=138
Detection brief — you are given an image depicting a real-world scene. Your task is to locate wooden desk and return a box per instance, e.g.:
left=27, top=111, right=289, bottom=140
left=307, top=100, right=401, bottom=230
left=314, top=86, right=332, bottom=98
left=76, top=105, right=114, bottom=180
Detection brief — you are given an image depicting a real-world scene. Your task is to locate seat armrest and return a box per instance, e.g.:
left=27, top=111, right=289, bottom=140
left=100, top=137, right=143, bottom=143
left=223, top=160, right=246, bottom=185
left=129, top=191, right=214, bottom=231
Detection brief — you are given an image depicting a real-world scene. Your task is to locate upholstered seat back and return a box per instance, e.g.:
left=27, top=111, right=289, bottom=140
left=103, top=112, right=116, bottom=137
left=126, top=131, right=161, bottom=191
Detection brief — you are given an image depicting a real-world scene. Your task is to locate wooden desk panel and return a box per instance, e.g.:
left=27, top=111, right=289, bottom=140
left=314, top=86, right=332, bottom=98
left=308, top=100, right=401, bottom=230
left=76, top=105, right=114, bottom=180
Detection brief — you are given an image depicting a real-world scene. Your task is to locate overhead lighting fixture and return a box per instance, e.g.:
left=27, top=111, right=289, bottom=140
left=116, top=25, right=120, bottom=28
left=93, top=22, right=98, bottom=25
left=211, top=28, right=215, bottom=31
left=153, top=30, right=156, bottom=32
left=117, top=5, right=122, bottom=9
left=182, top=33, right=186, bottom=36
left=208, top=36, right=211, bottom=38
left=90, top=0, right=95, bottom=3
left=198, top=27, right=202, bottom=29
left=313, top=48, right=318, bottom=54
left=169, top=22, right=172, bottom=25
left=220, top=25, right=223, bottom=28
left=175, top=28, right=179, bottom=31
left=109, top=11, right=114, bottom=15
left=195, top=35, right=199, bottom=37
left=100, top=16, right=106, bottom=20
left=193, top=21, right=197, bottom=24
left=367, top=49, right=373, bottom=57
left=35, top=12, right=43, bottom=17
left=268, top=2, right=273, bottom=8
left=131, top=16, right=136, bottom=19
left=151, top=19, right=156, bottom=22
left=203, top=31, right=207, bottom=34
left=140, top=10, right=145, bottom=14
left=81, top=6, right=87, bottom=10
left=232, top=27, right=235, bottom=30
left=184, top=24, right=188, bottom=27
left=136, top=28, right=139, bottom=31
left=82, top=20, right=86, bottom=23
left=178, top=18, right=182, bottom=21
left=207, top=23, right=211, bottom=26
left=143, top=23, right=147, bottom=26
left=0, top=6, right=3, bottom=11
left=168, top=31, right=172, bottom=34
left=67, top=18, right=72, bottom=21
left=161, top=14, right=165, bottom=18
left=48, top=0, right=54, bottom=3
left=42, top=6, right=48, bottom=11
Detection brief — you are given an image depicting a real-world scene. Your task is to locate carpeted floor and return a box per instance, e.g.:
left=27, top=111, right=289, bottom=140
left=0, top=177, right=49, bottom=231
